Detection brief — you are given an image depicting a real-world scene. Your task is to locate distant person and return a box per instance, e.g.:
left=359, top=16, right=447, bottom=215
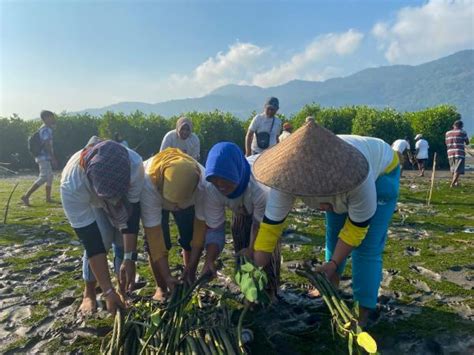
left=21, top=110, right=58, bottom=206
left=114, top=132, right=129, bottom=148
left=279, top=122, right=293, bottom=141
left=445, top=120, right=470, bottom=187
left=160, top=117, right=200, bottom=160
left=245, top=97, right=282, bottom=156
left=391, top=137, right=413, bottom=177
left=415, top=134, right=429, bottom=177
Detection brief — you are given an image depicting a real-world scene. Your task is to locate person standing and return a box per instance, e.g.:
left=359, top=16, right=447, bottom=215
left=160, top=117, right=201, bottom=161
left=245, top=97, right=282, bottom=156
left=279, top=122, right=293, bottom=142
left=21, top=110, right=58, bottom=206
left=391, top=137, right=413, bottom=177
left=445, top=120, right=470, bottom=187
left=414, top=134, right=429, bottom=177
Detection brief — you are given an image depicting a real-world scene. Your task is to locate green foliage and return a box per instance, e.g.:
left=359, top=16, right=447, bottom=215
left=181, top=110, right=245, bottom=162
left=291, top=104, right=355, bottom=134
left=291, top=103, right=322, bottom=128
left=235, top=258, right=268, bottom=303
left=352, top=106, right=413, bottom=144
left=314, top=106, right=356, bottom=134
left=0, top=104, right=462, bottom=170
left=99, top=111, right=171, bottom=159
left=0, top=117, right=36, bottom=169
left=54, top=113, right=100, bottom=165
left=405, top=105, right=460, bottom=167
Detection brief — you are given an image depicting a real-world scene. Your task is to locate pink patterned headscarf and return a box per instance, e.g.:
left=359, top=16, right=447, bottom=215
left=81, top=140, right=131, bottom=199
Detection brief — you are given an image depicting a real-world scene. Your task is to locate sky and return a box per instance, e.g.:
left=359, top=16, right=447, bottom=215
left=1, top=0, right=473, bottom=119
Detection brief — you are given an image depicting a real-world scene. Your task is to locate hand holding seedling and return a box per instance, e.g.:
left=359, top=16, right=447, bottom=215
left=119, top=260, right=136, bottom=294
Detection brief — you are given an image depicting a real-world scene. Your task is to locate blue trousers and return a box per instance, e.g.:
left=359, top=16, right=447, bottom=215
left=325, top=166, right=400, bottom=309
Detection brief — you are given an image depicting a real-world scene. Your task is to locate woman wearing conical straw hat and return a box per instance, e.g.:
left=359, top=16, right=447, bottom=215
left=140, top=148, right=207, bottom=301
left=252, top=119, right=400, bottom=325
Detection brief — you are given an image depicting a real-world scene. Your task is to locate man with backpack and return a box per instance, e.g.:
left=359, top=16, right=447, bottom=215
left=21, top=110, right=58, bottom=206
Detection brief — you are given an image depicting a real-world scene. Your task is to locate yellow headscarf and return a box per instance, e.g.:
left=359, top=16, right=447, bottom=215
left=147, top=148, right=200, bottom=204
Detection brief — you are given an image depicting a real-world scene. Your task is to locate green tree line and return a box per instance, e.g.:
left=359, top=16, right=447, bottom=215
left=0, top=105, right=461, bottom=170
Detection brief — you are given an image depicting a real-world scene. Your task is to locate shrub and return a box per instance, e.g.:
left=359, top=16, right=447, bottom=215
left=405, top=105, right=460, bottom=167
left=352, top=106, right=413, bottom=145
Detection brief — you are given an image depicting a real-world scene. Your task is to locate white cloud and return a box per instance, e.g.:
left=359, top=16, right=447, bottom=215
left=372, top=0, right=474, bottom=64
left=161, top=42, right=268, bottom=98
left=252, top=29, right=363, bottom=87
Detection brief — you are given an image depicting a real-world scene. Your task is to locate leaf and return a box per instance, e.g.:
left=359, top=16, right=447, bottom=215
left=257, top=276, right=265, bottom=291
left=357, top=332, right=377, bottom=354
left=240, top=262, right=255, bottom=273
left=150, top=312, right=161, bottom=327
left=244, top=286, right=258, bottom=302
left=235, top=271, right=241, bottom=284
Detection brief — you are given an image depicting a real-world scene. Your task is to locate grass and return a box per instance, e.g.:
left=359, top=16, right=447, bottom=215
left=0, top=171, right=473, bottom=353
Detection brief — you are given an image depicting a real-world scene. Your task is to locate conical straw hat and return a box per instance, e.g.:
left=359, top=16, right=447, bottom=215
left=253, top=121, right=369, bottom=196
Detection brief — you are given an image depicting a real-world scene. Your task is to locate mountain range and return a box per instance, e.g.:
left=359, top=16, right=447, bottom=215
left=79, top=50, right=474, bottom=133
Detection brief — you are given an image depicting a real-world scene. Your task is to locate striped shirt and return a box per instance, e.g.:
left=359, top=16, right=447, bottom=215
left=445, top=129, right=469, bottom=158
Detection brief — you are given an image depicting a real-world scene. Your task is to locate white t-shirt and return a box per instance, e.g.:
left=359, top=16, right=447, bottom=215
left=35, top=125, right=53, bottom=162
left=160, top=130, right=200, bottom=160
left=391, top=139, right=410, bottom=154
left=205, top=175, right=269, bottom=229
left=249, top=113, right=282, bottom=153
left=415, top=139, right=429, bottom=159
left=279, top=131, right=291, bottom=142
left=60, top=148, right=145, bottom=229
left=265, top=135, right=394, bottom=224
left=140, top=159, right=207, bottom=228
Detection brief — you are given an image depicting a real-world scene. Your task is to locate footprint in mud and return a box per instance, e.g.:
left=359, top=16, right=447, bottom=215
left=441, top=266, right=474, bottom=290
left=446, top=301, right=473, bottom=321
left=408, top=279, right=431, bottom=293
left=404, top=246, right=421, bottom=256
left=410, top=265, right=442, bottom=281
left=381, top=269, right=399, bottom=288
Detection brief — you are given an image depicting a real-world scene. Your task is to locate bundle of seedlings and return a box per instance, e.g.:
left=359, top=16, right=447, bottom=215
left=101, top=271, right=247, bottom=355
left=295, top=266, right=378, bottom=355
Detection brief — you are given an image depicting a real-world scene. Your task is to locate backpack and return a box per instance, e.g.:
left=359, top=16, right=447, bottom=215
left=28, top=130, right=43, bottom=157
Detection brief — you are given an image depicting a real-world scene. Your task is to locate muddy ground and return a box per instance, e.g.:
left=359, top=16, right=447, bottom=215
left=0, top=169, right=473, bottom=354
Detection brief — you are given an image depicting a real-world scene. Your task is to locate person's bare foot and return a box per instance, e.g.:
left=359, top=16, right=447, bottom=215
left=152, top=287, right=168, bottom=302
left=20, top=195, right=31, bottom=206
left=78, top=296, right=97, bottom=315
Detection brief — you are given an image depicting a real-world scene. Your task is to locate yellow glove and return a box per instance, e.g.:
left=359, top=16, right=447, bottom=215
left=190, top=218, right=207, bottom=249
left=339, top=218, right=369, bottom=247
left=145, top=225, right=168, bottom=263
left=254, top=220, right=285, bottom=253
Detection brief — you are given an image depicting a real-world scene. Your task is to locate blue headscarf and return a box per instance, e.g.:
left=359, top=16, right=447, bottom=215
left=205, top=142, right=251, bottom=199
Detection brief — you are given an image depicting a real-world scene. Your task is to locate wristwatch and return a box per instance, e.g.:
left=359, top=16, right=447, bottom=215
left=124, top=251, right=138, bottom=261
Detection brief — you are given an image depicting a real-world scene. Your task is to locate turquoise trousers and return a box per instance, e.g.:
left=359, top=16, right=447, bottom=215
left=325, top=166, right=400, bottom=309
